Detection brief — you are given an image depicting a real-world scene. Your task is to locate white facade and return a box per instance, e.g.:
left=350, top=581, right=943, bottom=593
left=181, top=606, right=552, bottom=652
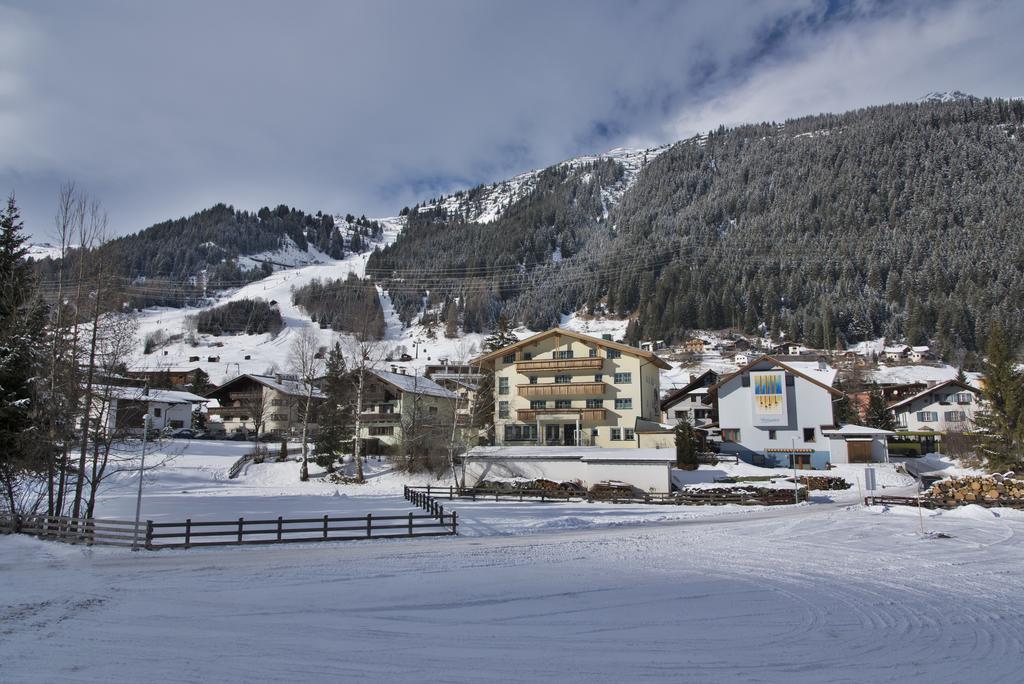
left=715, top=357, right=840, bottom=469
left=889, top=380, right=980, bottom=432
left=822, top=425, right=892, bottom=464
left=463, top=447, right=674, bottom=492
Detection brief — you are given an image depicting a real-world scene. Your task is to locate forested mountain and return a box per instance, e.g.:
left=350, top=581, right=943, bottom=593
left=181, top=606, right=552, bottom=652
left=369, top=98, right=1024, bottom=365
left=32, top=203, right=381, bottom=307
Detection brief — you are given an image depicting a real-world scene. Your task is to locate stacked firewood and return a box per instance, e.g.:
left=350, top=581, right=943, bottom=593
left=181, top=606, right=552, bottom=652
left=789, top=475, right=851, bottom=491
left=927, top=474, right=1024, bottom=506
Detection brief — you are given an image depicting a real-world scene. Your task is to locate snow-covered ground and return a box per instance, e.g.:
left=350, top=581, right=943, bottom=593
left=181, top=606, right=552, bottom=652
left=4, top=495, right=1024, bottom=682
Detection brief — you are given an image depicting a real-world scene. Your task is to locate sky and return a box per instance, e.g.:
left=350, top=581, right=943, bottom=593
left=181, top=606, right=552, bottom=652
left=1, top=0, right=1021, bottom=240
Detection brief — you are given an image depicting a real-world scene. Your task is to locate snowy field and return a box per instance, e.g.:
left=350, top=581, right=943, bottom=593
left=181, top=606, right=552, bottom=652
left=4, top=498, right=1024, bottom=682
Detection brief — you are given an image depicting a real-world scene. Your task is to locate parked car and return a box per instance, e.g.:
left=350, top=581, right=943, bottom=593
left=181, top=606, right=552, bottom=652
left=165, top=428, right=196, bottom=439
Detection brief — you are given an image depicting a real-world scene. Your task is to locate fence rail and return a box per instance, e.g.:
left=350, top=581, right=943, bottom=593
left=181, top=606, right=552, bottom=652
left=227, top=453, right=253, bottom=479
left=406, top=484, right=802, bottom=506
left=0, top=515, right=143, bottom=547
left=864, top=495, right=1024, bottom=510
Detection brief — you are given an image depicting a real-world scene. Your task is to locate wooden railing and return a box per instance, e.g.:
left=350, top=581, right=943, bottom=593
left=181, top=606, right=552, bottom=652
left=517, top=407, right=607, bottom=421
left=518, top=382, right=605, bottom=398
left=405, top=484, right=803, bottom=506
left=515, top=358, right=604, bottom=372
left=0, top=515, right=143, bottom=547
left=227, top=453, right=253, bottom=479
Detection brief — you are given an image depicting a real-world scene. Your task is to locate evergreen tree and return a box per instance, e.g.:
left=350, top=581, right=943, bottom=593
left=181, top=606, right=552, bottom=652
left=833, top=381, right=855, bottom=425
left=313, top=343, right=353, bottom=472
left=864, top=390, right=896, bottom=431
left=189, top=368, right=213, bottom=394
left=483, top=314, right=519, bottom=351
left=974, top=325, right=1023, bottom=469
left=674, top=416, right=698, bottom=470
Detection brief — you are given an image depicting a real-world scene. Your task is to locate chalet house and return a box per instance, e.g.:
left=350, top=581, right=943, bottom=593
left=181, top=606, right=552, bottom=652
left=424, top=363, right=485, bottom=426
left=472, top=328, right=670, bottom=448
left=888, top=379, right=982, bottom=433
left=734, top=352, right=752, bottom=366
left=681, top=338, right=706, bottom=353
left=356, top=369, right=457, bottom=452
left=661, top=370, right=719, bottom=426
left=87, top=386, right=208, bottom=435
left=908, top=346, right=931, bottom=362
left=205, top=374, right=325, bottom=437
left=711, top=356, right=845, bottom=469
left=883, top=345, right=910, bottom=362
left=771, top=342, right=805, bottom=357
left=126, top=366, right=205, bottom=389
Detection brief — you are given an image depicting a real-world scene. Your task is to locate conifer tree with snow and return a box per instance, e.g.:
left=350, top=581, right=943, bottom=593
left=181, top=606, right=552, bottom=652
left=974, top=325, right=1023, bottom=470
left=674, top=416, right=698, bottom=470
left=864, top=390, right=896, bottom=431
left=483, top=314, right=518, bottom=352
left=313, top=343, right=353, bottom=472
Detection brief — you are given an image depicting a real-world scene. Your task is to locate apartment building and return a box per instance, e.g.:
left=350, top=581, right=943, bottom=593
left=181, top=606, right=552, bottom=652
left=472, top=328, right=670, bottom=448
left=888, top=379, right=981, bottom=433
left=356, top=369, right=458, bottom=453
left=205, top=374, right=324, bottom=437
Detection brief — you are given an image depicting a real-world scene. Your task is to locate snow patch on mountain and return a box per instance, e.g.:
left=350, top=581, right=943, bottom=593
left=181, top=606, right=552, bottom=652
left=919, top=91, right=976, bottom=103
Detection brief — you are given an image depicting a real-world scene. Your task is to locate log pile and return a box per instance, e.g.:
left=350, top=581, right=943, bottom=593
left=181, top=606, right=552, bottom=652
left=926, top=474, right=1024, bottom=507
left=675, top=486, right=806, bottom=506
left=789, top=475, right=851, bottom=491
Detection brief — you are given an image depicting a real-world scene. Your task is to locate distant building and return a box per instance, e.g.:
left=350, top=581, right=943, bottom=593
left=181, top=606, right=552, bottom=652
left=87, top=386, right=208, bottom=435
left=908, top=346, right=931, bottom=362
left=356, top=369, right=458, bottom=453
left=472, top=328, right=669, bottom=448
left=126, top=366, right=205, bottom=389
left=710, top=355, right=842, bottom=469
left=888, top=379, right=981, bottom=433
left=205, top=374, right=325, bottom=437
left=882, top=345, right=910, bottom=362
left=660, top=370, right=719, bottom=426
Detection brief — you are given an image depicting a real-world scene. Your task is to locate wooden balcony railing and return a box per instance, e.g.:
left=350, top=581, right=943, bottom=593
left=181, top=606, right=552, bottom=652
left=517, top=408, right=607, bottom=422
left=517, top=382, right=606, bottom=398
left=515, top=357, right=604, bottom=372
left=359, top=412, right=400, bottom=423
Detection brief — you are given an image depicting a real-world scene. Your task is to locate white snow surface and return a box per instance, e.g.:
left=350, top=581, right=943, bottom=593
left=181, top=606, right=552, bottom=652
left=4, top=460, right=1023, bottom=682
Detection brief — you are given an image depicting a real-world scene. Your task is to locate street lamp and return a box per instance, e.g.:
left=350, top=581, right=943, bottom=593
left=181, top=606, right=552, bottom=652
left=132, top=412, right=151, bottom=551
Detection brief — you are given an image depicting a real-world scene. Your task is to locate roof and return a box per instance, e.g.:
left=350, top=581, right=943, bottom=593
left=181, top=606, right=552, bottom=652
left=471, top=327, right=671, bottom=369
left=708, top=355, right=843, bottom=397
left=370, top=369, right=457, bottom=399
left=634, top=418, right=675, bottom=434
left=129, top=366, right=205, bottom=375
left=207, top=374, right=326, bottom=400
left=95, top=385, right=208, bottom=404
left=465, top=446, right=675, bottom=463
left=661, top=369, right=718, bottom=411
left=887, top=379, right=980, bottom=411
left=822, top=424, right=895, bottom=436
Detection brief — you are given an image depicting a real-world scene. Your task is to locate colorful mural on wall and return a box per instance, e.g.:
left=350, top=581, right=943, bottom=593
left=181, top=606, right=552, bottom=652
left=751, top=370, right=787, bottom=426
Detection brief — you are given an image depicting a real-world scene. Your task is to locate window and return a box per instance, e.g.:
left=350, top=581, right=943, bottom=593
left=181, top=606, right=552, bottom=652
left=555, top=400, right=571, bottom=409
left=504, top=424, right=537, bottom=442
left=945, top=410, right=967, bottom=422
left=613, top=372, right=632, bottom=384
left=623, top=428, right=635, bottom=441
left=610, top=428, right=622, bottom=441
left=555, top=350, right=574, bottom=359
left=502, top=353, right=515, bottom=364
left=589, top=348, right=597, bottom=357
left=153, top=408, right=162, bottom=418
left=529, top=376, right=538, bottom=385
left=768, top=430, right=777, bottom=440
left=586, top=399, right=604, bottom=409
left=169, top=420, right=184, bottom=429
left=240, top=415, right=250, bottom=422
left=523, top=352, right=532, bottom=360
left=379, top=404, right=394, bottom=414
left=428, top=406, right=438, bottom=415
left=498, top=401, right=509, bottom=419
left=530, top=400, right=547, bottom=409
left=722, top=428, right=740, bottom=443
left=606, top=349, right=621, bottom=359
left=554, top=375, right=572, bottom=384
left=614, top=398, right=633, bottom=410
left=369, top=426, right=394, bottom=436
left=591, top=428, right=598, bottom=439
left=803, top=427, right=816, bottom=442
left=917, top=411, right=938, bottom=423
left=957, top=393, right=973, bottom=405
left=594, top=374, right=603, bottom=382
left=498, top=377, right=509, bottom=395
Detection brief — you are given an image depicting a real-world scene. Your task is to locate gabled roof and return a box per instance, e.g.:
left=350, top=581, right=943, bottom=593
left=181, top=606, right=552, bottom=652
left=887, top=379, right=980, bottom=411
left=369, top=369, right=457, bottom=399
left=471, top=327, right=671, bottom=369
left=821, top=424, right=894, bottom=436
left=661, top=369, right=719, bottom=411
left=206, top=374, right=326, bottom=400
left=95, top=385, right=208, bottom=404
left=708, top=355, right=843, bottom=397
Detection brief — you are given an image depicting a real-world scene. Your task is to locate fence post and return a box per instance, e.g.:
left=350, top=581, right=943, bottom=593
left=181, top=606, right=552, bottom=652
left=277, top=516, right=283, bottom=542
left=427, top=484, right=431, bottom=496
left=323, top=514, right=329, bottom=539
left=237, top=517, right=244, bottom=543
left=408, top=511, right=413, bottom=536
left=449, top=485, right=453, bottom=500
left=185, top=518, right=192, bottom=549
left=366, top=513, right=372, bottom=538
left=145, top=520, right=154, bottom=550
left=452, top=510, right=458, bottom=535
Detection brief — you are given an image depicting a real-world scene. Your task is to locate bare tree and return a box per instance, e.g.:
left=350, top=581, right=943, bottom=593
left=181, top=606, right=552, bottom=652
left=239, top=384, right=271, bottom=443
left=288, top=326, right=325, bottom=481
left=342, top=334, right=387, bottom=483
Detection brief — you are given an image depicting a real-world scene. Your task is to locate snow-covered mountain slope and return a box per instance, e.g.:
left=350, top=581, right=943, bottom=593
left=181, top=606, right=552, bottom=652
left=919, top=90, right=976, bottom=103
left=418, top=145, right=669, bottom=224
left=25, top=243, right=68, bottom=260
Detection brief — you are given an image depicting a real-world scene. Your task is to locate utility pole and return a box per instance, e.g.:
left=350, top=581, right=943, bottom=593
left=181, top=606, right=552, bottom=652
left=132, top=412, right=151, bottom=551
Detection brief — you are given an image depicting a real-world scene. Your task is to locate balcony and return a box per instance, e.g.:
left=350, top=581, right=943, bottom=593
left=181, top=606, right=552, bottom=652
left=359, top=411, right=400, bottom=423
left=517, top=408, right=607, bottom=422
left=517, top=382, right=605, bottom=398
left=515, top=357, right=604, bottom=372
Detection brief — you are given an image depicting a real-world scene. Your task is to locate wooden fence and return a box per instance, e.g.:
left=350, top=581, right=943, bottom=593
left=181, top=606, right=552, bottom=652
left=0, top=515, right=143, bottom=547
left=863, top=495, right=1024, bottom=510
left=227, top=453, right=253, bottom=479
left=406, top=484, right=802, bottom=506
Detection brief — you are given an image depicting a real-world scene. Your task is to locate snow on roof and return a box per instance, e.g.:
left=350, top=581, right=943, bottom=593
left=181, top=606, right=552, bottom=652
left=247, top=374, right=326, bottom=399
left=911, top=346, right=930, bottom=352
left=371, top=369, right=457, bottom=399
left=887, top=379, right=979, bottom=410
left=784, top=361, right=838, bottom=388
left=822, top=424, right=894, bottom=436
left=96, top=386, right=208, bottom=404
left=580, top=450, right=677, bottom=463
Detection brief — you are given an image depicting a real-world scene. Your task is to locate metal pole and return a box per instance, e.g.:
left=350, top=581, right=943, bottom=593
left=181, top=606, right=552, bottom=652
left=132, top=413, right=150, bottom=551
left=792, top=438, right=799, bottom=505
